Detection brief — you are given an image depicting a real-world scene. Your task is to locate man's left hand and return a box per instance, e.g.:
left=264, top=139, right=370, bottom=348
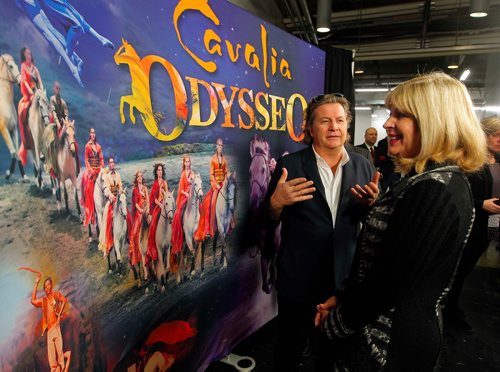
left=350, top=172, right=380, bottom=206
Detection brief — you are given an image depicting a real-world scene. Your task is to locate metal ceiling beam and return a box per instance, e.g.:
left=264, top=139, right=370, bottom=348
left=355, top=43, right=500, bottom=61
left=314, top=0, right=500, bottom=24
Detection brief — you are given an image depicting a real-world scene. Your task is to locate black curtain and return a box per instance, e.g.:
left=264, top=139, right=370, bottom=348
left=323, top=46, right=355, bottom=143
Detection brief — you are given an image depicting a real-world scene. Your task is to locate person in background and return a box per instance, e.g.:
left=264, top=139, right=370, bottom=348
left=345, top=142, right=375, bottom=170
left=444, top=116, right=500, bottom=332
left=315, top=72, right=487, bottom=371
left=376, top=136, right=401, bottom=193
left=262, top=93, right=378, bottom=371
left=356, top=127, right=379, bottom=166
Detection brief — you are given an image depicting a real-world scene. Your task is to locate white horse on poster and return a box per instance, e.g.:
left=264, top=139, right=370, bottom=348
left=213, top=171, right=237, bottom=269
left=43, top=119, right=81, bottom=216
left=0, top=54, right=25, bottom=179
left=178, top=173, right=203, bottom=281
left=93, top=168, right=107, bottom=235
left=109, top=189, right=128, bottom=275
left=28, top=89, right=51, bottom=188
left=152, top=189, right=175, bottom=292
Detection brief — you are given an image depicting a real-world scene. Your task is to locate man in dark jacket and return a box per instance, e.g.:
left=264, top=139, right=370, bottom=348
left=262, top=94, right=379, bottom=371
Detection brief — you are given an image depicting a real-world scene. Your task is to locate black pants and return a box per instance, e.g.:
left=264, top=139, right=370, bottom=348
left=447, top=240, right=489, bottom=311
left=274, top=295, right=334, bottom=371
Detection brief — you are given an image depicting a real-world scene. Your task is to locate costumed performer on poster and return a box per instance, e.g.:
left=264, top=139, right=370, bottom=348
left=170, top=155, right=194, bottom=272
left=15, top=0, right=114, bottom=86
left=98, top=156, right=123, bottom=264
left=17, top=46, right=44, bottom=169
left=195, top=138, right=230, bottom=243
left=45, top=81, right=80, bottom=179
left=129, top=170, right=150, bottom=286
left=147, top=163, right=169, bottom=268
left=81, top=127, right=104, bottom=240
left=24, top=268, right=71, bottom=372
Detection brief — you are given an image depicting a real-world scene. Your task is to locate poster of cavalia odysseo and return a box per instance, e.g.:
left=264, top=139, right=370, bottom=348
left=0, top=0, right=325, bottom=370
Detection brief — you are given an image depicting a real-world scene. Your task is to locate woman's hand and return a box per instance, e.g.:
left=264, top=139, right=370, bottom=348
left=314, top=295, right=337, bottom=331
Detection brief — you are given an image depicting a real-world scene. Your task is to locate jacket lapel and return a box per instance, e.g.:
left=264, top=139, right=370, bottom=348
left=302, top=146, right=328, bottom=204
left=337, top=159, right=354, bottom=216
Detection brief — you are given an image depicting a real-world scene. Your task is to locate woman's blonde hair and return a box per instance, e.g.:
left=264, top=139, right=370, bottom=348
left=481, top=116, right=500, bottom=136
left=385, top=72, right=487, bottom=174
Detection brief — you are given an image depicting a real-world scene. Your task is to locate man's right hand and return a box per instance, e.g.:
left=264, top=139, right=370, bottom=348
left=269, top=168, right=315, bottom=219
left=35, top=273, right=41, bottom=284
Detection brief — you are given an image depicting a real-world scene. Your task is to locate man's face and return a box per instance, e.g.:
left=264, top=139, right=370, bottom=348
left=44, top=279, right=52, bottom=296
left=365, top=128, right=378, bottom=147
left=309, top=103, right=348, bottom=153
left=53, top=83, right=60, bottom=96
left=109, top=158, right=115, bottom=171
left=89, top=129, right=96, bottom=141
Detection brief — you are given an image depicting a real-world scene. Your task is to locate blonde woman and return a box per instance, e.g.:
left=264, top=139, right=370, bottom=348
left=316, top=72, right=487, bottom=371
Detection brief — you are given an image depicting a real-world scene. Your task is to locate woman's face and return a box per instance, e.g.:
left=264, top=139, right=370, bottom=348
left=184, top=157, right=191, bottom=169
left=137, top=172, right=143, bottom=184
left=216, top=140, right=223, bottom=155
left=24, top=48, right=32, bottom=63
left=89, top=129, right=96, bottom=142
left=156, top=166, right=163, bottom=178
left=383, top=107, right=421, bottom=158
left=487, top=130, right=500, bottom=155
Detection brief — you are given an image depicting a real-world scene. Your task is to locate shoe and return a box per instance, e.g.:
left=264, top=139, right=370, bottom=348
left=300, top=338, right=312, bottom=358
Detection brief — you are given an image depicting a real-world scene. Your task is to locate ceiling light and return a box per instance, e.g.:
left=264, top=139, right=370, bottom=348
left=355, top=88, right=389, bottom=92
left=460, top=69, right=470, bottom=81
left=316, top=0, right=332, bottom=33
left=474, top=106, right=500, bottom=112
left=447, top=56, right=460, bottom=69
left=470, top=0, right=489, bottom=17
left=355, top=106, right=371, bottom=110
left=354, top=67, right=364, bottom=74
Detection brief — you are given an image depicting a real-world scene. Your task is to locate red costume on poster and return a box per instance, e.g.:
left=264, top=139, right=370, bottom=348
left=195, top=153, right=227, bottom=241
left=147, top=178, right=168, bottom=265
left=81, top=139, right=103, bottom=226
left=18, top=47, right=43, bottom=165
left=129, top=183, right=148, bottom=266
left=171, top=169, right=193, bottom=255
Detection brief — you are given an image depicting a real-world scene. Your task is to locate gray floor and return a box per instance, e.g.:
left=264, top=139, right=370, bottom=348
left=207, top=244, right=500, bottom=371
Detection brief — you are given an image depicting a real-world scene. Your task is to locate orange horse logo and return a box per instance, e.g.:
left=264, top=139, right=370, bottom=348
left=114, top=39, right=188, bottom=141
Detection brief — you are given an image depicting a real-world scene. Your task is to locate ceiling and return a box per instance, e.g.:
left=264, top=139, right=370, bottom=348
left=229, top=0, right=500, bottom=108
